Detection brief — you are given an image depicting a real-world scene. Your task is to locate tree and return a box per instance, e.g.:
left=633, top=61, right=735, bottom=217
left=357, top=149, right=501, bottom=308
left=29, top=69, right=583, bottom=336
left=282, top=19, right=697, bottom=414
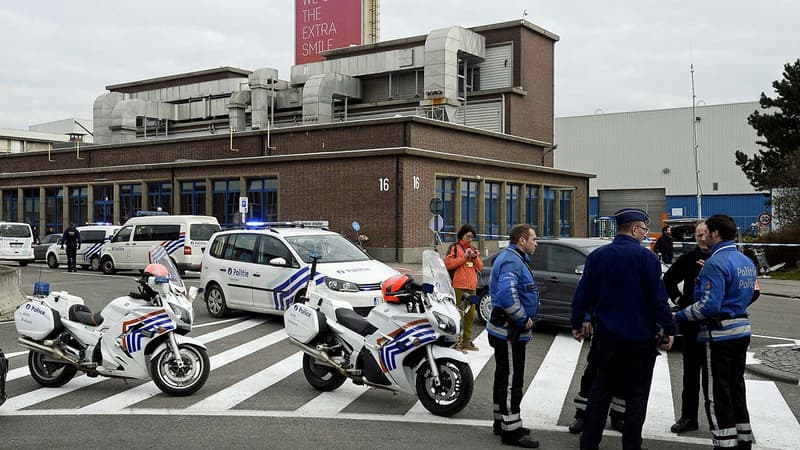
left=736, top=59, right=800, bottom=229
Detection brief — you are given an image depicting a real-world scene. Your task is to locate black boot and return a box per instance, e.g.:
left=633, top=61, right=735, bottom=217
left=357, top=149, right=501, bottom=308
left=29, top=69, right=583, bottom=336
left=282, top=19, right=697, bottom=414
left=670, top=417, right=699, bottom=433
left=494, top=421, right=531, bottom=436
left=501, top=431, right=539, bottom=448
left=568, top=417, right=584, bottom=434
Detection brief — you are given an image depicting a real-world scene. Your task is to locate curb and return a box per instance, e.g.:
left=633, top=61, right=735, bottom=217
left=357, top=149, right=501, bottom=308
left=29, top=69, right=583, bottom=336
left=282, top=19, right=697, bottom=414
left=761, top=292, right=800, bottom=300
left=746, top=362, right=800, bottom=385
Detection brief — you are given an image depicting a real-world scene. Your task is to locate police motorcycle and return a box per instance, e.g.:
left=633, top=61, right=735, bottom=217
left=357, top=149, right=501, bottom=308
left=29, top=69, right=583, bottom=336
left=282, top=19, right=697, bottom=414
left=284, top=249, right=473, bottom=417
left=13, top=248, right=210, bottom=396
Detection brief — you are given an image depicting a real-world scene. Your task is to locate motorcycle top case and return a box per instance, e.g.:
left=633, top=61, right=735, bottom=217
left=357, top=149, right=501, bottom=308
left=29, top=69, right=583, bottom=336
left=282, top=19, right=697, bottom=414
left=14, top=301, right=57, bottom=340
left=284, top=302, right=320, bottom=344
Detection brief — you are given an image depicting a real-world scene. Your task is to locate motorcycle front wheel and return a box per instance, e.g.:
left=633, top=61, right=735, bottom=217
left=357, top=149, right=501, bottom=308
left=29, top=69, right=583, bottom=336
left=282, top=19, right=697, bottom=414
left=416, top=358, right=474, bottom=417
left=28, top=350, right=77, bottom=387
left=302, top=353, right=346, bottom=391
left=150, top=344, right=210, bottom=396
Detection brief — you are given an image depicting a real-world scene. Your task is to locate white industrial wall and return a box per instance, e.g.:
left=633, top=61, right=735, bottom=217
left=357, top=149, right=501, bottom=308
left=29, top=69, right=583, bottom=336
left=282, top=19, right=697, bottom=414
left=554, top=101, right=765, bottom=197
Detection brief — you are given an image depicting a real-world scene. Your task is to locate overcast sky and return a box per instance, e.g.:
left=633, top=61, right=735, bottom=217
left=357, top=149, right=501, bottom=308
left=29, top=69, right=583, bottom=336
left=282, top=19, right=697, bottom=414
left=1, top=0, right=797, bottom=130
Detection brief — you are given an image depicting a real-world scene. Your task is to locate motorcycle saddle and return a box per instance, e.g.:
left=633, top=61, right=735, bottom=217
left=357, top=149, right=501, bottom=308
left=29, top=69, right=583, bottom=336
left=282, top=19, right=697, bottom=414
left=335, top=308, right=378, bottom=337
left=69, top=304, right=105, bottom=326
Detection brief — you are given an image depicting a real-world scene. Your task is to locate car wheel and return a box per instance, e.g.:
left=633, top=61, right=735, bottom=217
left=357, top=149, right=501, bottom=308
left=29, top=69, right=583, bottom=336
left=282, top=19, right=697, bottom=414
left=101, top=257, right=116, bottom=275
left=205, top=284, right=230, bottom=318
left=478, top=291, right=492, bottom=325
left=47, top=254, right=59, bottom=269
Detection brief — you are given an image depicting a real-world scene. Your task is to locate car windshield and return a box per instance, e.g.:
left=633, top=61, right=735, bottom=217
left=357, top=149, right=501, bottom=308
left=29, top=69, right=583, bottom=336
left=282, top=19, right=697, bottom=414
left=286, top=234, right=370, bottom=263
left=80, top=230, right=107, bottom=243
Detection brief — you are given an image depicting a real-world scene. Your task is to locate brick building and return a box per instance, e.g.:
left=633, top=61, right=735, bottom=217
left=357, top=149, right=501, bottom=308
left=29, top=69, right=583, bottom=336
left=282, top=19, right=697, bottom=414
left=0, top=20, right=592, bottom=262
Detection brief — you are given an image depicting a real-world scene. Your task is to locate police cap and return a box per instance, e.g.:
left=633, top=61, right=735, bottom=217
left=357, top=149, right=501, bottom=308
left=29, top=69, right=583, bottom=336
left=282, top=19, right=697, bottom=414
left=614, top=208, right=650, bottom=225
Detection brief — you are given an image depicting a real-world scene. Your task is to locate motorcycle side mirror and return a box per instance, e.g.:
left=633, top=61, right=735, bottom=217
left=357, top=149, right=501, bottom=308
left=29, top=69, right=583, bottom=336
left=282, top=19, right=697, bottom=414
left=188, top=286, right=200, bottom=302
left=421, top=283, right=434, bottom=294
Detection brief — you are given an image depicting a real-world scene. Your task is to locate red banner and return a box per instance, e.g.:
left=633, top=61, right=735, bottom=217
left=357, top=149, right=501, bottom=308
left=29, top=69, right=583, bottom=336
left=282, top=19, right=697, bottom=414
left=295, top=0, right=363, bottom=65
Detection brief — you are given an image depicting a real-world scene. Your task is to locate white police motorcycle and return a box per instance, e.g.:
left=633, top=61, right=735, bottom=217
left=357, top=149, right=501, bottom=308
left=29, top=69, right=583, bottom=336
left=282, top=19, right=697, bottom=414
left=284, top=249, right=473, bottom=417
left=14, top=248, right=209, bottom=396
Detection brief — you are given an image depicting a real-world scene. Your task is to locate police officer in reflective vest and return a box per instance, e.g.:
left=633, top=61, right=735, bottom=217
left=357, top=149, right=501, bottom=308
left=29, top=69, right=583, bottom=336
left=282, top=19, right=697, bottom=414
left=61, top=223, right=81, bottom=272
left=487, top=224, right=539, bottom=448
left=571, top=208, right=674, bottom=450
left=674, top=214, right=757, bottom=450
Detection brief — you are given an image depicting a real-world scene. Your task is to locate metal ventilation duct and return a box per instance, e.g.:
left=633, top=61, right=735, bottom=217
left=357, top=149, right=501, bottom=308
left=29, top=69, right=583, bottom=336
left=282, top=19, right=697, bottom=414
left=302, top=73, right=362, bottom=124
left=249, top=68, right=279, bottom=130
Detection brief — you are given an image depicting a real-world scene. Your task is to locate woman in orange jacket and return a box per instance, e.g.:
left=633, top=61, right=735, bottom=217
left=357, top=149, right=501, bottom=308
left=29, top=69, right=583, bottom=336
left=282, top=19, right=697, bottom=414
left=445, top=224, right=484, bottom=352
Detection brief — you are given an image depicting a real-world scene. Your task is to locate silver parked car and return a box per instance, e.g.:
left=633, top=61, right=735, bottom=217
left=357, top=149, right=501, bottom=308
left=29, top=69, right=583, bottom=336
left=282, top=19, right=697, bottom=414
left=33, top=233, right=61, bottom=261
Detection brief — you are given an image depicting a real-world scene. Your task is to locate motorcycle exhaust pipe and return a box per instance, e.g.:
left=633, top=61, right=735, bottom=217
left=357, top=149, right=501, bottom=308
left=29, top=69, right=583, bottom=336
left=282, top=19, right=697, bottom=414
left=288, top=337, right=398, bottom=394
left=17, top=337, right=81, bottom=367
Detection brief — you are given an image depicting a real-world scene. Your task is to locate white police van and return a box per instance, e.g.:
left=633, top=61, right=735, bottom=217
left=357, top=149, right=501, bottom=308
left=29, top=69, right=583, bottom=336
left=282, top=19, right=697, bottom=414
left=45, top=224, right=121, bottom=270
left=98, top=215, right=220, bottom=274
left=200, top=221, right=398, bottom=318
left=0, top=222, right=35, bottom=266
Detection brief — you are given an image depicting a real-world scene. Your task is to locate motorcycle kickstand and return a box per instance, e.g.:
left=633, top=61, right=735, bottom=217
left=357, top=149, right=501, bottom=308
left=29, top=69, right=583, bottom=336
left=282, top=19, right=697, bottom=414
left=167, top=333, right=185, bottom=370
left=425, top=345, right=441, bottom=386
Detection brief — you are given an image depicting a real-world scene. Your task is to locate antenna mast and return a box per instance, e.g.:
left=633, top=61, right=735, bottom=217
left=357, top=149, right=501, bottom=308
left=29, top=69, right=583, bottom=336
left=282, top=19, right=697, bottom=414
left=691, top=64, right=702, bottom=219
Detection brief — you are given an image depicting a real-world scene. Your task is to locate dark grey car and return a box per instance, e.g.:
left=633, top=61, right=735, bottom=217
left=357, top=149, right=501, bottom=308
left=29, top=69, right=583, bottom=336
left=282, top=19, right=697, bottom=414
left=476, top=238, right=669, bottom=327
left=33, top=233, right=61, bottom=261
left=476, top=238, right=619, bottom=328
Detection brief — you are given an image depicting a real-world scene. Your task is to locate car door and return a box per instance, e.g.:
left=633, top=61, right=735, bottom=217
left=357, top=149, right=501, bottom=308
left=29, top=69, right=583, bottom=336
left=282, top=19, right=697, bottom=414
left=107, top=226, right=133, bottom=269
left=533, top=243, right=586, bottom=325
left=252, top=235, right=302, bottom=312
left=218, top=233, right=258, bottom=309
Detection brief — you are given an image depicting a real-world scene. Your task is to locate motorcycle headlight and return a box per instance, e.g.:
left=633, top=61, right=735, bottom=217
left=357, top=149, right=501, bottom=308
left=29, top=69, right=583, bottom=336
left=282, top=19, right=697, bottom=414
left=432, top=311, right=457, bottom=335
left=168, top=301, right=193, bottom=325
left=325, top=277, right=359, bottom=292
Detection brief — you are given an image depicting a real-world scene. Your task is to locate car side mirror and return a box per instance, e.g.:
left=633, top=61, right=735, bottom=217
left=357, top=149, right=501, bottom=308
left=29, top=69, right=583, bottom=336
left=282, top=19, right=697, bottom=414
left=575, top=264, right=585, bottom=275
left=269, top=257, right=287, bottom=266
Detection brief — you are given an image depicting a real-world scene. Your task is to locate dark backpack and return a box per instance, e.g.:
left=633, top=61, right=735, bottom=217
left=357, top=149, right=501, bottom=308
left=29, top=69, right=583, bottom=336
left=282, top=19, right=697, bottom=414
left=446, top=244, right=458, bottom=279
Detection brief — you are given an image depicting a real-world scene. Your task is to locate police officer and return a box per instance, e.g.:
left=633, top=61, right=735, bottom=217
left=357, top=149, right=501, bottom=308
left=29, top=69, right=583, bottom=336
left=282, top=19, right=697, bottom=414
left=674, top=214, right=757, bottom=450
left=571, top=208, right=674, bottom=450
left=487, top=224, right=539, bottom=448
left=663, top=221, right=710, bottom=434
left=61, top=223, right=81, bottom=272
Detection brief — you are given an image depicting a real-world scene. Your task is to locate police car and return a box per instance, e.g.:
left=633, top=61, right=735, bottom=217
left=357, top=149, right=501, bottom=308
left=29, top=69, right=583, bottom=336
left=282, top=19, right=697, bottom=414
left=45, top=224, right=121, bottom=270
left=200, top=221, right=399, bottom=318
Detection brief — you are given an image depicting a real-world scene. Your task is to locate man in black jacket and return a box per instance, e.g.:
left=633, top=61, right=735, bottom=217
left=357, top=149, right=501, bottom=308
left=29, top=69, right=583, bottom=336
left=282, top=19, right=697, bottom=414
left=61, top=223, right=81, bottom=272
left=663, top=221, right=708, bottom=433
left=653, top=225, right=674, bottom=264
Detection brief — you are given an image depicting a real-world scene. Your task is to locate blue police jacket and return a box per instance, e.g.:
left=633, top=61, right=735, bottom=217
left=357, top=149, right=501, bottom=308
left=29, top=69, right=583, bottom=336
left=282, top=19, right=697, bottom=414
left=487, top=244, right=539, bottom=342
left=571, top=234, right=675, bottom=340
left=675, top=240, right=756, bottom=342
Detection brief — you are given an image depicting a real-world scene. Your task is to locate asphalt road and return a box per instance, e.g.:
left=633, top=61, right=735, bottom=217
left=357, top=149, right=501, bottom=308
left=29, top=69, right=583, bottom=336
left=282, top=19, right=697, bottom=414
left=1, top=264, right=798, bottom=449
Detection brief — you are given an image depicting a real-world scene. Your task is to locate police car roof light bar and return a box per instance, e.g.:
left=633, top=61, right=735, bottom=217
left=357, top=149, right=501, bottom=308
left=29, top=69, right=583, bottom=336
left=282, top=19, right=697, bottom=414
left=245, top=220, right=329, bottom=230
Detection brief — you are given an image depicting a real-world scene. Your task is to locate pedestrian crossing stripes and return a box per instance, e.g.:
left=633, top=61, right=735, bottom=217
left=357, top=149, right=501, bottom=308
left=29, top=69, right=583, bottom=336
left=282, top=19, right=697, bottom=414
left=2, top=317, right=798, bottom=449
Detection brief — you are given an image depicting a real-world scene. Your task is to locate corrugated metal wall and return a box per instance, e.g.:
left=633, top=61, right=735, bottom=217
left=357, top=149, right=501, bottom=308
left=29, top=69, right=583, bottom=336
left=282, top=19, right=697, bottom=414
left=554, top=102, right=766, bottom=198
left=456, top=100, right=502, bottom=132
left=666, top=193, right=771, bottom=231
left=477, top=43, right=513, bottom=90
left=598, top=188, right=666, bottom=229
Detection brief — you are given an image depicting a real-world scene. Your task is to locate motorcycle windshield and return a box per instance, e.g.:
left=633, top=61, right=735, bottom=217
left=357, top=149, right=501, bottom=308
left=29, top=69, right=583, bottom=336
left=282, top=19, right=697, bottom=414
left=148, top=246, right=185, bottom=291
left=421, top=250, right=455, bottom=301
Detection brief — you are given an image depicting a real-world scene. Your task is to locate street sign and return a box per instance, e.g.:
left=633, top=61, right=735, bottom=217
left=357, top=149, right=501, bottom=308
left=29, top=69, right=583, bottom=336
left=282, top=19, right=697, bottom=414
left=428, top=214, right=444, bottom=232
left=429, top=198, right=443, bottom=215
left=758, top=212, right=771, bottom=226
left=239, top=197, right=249, bottom=214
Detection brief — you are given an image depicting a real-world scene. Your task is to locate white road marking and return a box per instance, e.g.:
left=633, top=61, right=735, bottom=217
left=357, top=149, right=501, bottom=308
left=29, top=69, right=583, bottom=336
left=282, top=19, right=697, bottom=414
left=642, top=352, right=675, bottom=437
left=747, top=379, right=800, bottom=450
left=521, top=333, right=583, bottom=426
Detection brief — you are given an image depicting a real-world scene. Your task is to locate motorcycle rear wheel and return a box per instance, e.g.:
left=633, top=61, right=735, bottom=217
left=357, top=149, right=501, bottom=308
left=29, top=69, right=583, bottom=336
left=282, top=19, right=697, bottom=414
left=150, top=344, right=210, bottom=396
left=416, top=358, right=473, bottom=417
left=302, top=353, right=346, bottom=391
left=28, top=350, right=78, bottom=387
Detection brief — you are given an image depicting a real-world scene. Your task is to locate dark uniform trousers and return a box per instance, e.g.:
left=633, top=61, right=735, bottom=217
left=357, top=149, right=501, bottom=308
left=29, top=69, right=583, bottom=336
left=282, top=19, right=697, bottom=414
left=704, top=336, right=753, bottom=449
left=66, top=245, right=78, bottom=271
left=679, top=323, right=707, bottom=422
left=489, top=334, right=527, bottom=436
left=575, top=336, right=626, bottom=420
left=580, top=335, right=657, bottom=450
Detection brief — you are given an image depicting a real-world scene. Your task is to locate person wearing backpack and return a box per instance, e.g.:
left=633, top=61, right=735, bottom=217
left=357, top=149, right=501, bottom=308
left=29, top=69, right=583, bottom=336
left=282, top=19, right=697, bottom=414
left=444, top=224, right=483, bottom=352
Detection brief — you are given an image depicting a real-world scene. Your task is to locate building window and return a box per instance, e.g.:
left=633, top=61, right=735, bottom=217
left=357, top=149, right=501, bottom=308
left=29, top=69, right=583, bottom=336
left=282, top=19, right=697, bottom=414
left=506, top=184, right=521, bottom=232
left=180, top=180, right=206, bottom=215
left=23, top=189, right=40, bottom=226
left=543, top=187, right=555, bottom=237
left=212, top=179, right=241, bottom=228
left=436, top=177, right=457, bottom=240
left=248, top=178, right=278, bottom=222
left=2, top=190, right=17, bottom=222
left=94, top=185, right=113, bottom=224
left=485, top=181, right=501, bottom=239
left=119, top=183, right=142, bottom=223
left=461, top=180, right=479, bottom=229
left=45, top=188, right=63, bottom=233
left=559, top=190, right=573, bottom=237
left=69, top=186, right=88, bottom=225
left=525, top=185, right=539, bottom=232
left=148, top=181, right=172, bottom=213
